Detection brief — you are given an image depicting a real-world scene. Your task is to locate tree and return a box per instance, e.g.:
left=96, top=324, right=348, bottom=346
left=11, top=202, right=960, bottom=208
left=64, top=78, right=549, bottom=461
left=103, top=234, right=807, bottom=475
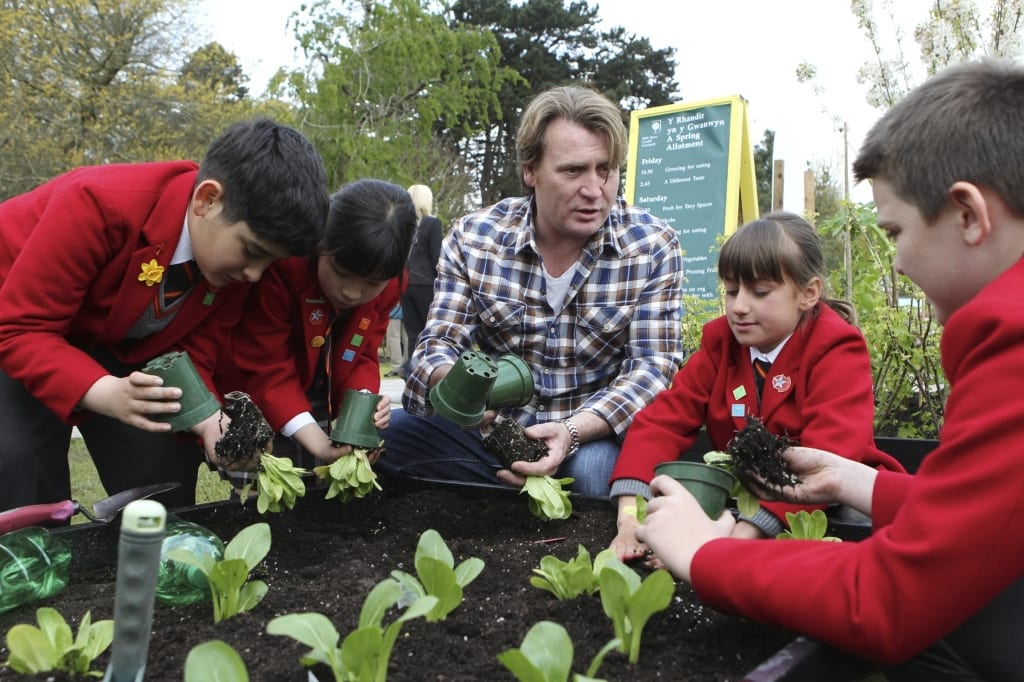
left=283, top=0, right=511, bottom=220
left=179, top=42, right=250, bottom=103
left=752, top=129, right=775, bottom=215
left=450, top=0, right=679, bottom=204
left=0, top=0, right=263, bottom=200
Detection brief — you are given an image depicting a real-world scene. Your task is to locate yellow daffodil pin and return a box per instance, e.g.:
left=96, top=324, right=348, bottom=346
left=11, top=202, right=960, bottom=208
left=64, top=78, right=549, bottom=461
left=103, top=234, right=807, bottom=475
left=138, top=259, right=165, bottom=287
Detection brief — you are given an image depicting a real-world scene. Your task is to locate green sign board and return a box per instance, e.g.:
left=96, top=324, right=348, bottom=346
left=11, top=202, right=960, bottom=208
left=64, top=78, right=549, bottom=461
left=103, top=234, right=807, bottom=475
left=626, top=96, right=757, bottom=299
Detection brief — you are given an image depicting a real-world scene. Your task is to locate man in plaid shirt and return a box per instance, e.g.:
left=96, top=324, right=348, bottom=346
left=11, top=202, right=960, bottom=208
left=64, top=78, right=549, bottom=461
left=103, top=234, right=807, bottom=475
left=379, top=85, right=684, bottom=498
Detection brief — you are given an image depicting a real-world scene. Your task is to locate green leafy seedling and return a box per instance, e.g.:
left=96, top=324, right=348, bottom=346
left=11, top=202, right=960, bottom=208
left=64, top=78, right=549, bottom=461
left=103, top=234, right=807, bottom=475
left=313, top=446, right=382, bottom=502
left=253, top=452, right=307, bottom=513
left=185, top=639, right=249, bottom=682
left=529, top=545, right=600, bottom=600
left=621, top=495, right=648, bottom=522
left=594, top=548, right=675, bottom=664
left=4, top=607, right=113, bottom=678
left=703, top=450, right=760, bottom=517
left=498, top=619, right=620, bottom=682
left=390, top=529, right=485, bottom=621
left=777, top=509, right=842, bottom=542
left=168, top=522, right=271, bottom=623
left=522, top=475, right=574, bottom=520
left=267, top=578, right=438, bottom=682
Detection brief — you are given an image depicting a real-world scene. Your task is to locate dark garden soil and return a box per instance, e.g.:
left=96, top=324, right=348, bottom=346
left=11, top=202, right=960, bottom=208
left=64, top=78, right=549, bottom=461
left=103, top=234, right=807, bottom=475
left=0, top=479, right=797, bottom=682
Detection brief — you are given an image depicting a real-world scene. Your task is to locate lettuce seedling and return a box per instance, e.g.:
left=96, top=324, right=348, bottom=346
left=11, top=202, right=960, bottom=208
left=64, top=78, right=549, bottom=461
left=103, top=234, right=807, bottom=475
left=267, top=579, right=438, bottom=682
left=168, top=522, right=271, bottom=623
left=185, top=639, right=249, bottom=682
left=777, top=509, right=841, bottom=542
left=522, top=475, right=574, bottom=520
left=703, top=450, right=760, bottom=517
left=529, top=545, right=600, bottom=600
left=390, top=529, right=484, bottom=622
left=621, top=495, right=648, bottom=522
left=595, top=550, right=675, bottom=664
left=313, top=446, right=382, bottom=502
left=4, top=607, right=113, bottom=678
left=254, top=452, right=307, bottom=513
left=498, top=620, right=620, bottom=682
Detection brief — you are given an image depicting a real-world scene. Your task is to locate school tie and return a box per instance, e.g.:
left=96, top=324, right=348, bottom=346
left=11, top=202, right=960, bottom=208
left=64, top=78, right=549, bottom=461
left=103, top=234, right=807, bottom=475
left=161, top=260, right=198, bottom=307
left=753, top=358, right=772, bottom=397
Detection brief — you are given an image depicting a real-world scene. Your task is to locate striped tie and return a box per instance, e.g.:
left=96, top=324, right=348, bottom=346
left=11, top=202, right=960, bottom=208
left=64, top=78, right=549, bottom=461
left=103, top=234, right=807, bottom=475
left=753, top=358, right=771, bottom=397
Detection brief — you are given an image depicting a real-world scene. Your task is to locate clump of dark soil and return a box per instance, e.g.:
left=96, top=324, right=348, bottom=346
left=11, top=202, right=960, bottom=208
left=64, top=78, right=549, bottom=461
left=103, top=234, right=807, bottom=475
left=483, top=419, right=548, bottom=468
left=727, top=416, right=800, bottom=490
left=0, top=483, right=797, bottom=681
left=214, top=391, right=273, bottom=471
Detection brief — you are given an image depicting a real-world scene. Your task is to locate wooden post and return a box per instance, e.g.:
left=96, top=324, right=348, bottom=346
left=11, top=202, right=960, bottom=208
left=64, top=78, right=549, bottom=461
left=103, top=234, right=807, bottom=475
left=772, top=160, right=784, bottom=211
left=804, top=169, right=815, bottom=223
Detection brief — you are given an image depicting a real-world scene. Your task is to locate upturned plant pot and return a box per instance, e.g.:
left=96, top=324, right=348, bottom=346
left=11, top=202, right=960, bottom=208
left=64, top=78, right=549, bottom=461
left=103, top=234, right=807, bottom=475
left=142, top=351, right=220, bottom=432
left=429, top=350, right=498, bottom=426
left=329, top=389, right=382, bottom=449
left=487, top=354, right=534, bottom=409
left=654, top=461, right=736, bottom=519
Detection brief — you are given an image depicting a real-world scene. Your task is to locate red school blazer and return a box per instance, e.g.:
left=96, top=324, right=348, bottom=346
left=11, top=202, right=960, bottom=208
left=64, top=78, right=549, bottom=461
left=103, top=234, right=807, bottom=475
left=611, top=304, right=901, bottom=522
left=0, top=162, right=248, bottom=422
left=224, top=257, right=403, bottom=431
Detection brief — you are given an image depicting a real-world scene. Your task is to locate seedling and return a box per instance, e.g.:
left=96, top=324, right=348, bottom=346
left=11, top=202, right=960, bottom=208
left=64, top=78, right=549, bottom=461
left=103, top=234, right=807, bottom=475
left=777, top=509, right=842, bottom=542
left=267, top=579, right=438, bottom=682
left=3, top=607, right=113, bottom=678
left=522, top=475, right=574, bottom=520
left=389, top=529, right=484, bottom=621
left=167, top=522, right=271, bottom=623
left=702, top=450, right=760, bottom=517
left=621, top=495, right=648, bottom=522
left=498, top=620, right=620, bottom=682
left=594, top=549, right=675, bottom=664
left=313, top=446, right=382, bottom=502
left=185, top=639, right=249, bottom=682
left=529, top=544, right=600, bottom=600
left=254, top=452, right=308, bottom=513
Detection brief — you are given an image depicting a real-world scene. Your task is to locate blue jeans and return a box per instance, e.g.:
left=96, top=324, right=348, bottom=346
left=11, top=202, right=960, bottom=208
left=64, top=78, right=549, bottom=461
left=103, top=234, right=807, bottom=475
left=379, top=409, right=618, bottom=499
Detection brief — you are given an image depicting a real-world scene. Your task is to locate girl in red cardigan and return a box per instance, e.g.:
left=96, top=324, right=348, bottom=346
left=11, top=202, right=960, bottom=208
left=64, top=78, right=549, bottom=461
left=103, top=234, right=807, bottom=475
left=222, top=179, right=416, bottom=467
left=610, top=212, right=900, bottom=558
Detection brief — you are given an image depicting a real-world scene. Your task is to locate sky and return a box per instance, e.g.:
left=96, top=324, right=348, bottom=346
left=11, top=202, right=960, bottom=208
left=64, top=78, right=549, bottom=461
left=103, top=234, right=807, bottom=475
left=197, top=0, right=935, bottom=210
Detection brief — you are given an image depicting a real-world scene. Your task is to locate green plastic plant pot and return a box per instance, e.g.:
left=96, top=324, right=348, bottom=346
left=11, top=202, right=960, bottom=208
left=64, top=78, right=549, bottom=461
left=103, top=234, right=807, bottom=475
left=487, top=354, right=535, bottom=409
left=654, top=461, right=736, bottom=519
left=428, top=350, right=498, bottom=426
left=329, top=389, right=382, bottom=448
left=142, top=351, right=220, bottom=432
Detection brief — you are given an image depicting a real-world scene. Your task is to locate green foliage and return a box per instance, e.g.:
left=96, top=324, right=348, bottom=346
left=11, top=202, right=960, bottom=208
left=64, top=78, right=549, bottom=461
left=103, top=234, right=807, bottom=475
left=595, top=550, right=675, bottom=664
left=753, top=129, right=775, bottom=215
left=522, top=475, right=574, bottom=520
left=777, top=510, right=841, bottom=542
left=4, top=607, right=113, bottom=678
left=621, top=496, right=648, bottom=523
left=679, top=293, right=724, bottom=355
left=389, top=529, right=485, bottom=622
left=185, top=640, right=249, bottom=682
left=529, top=545, right=601, bottom=600
left=497, top=620, right=619, bottom=682
left=267, top=581, right=438, bottom=682
left=167, top=522, right=271, bottom=623
left=254, top=452, right=307, bottom=513
left=314, top=447, right=382, bottom=502
left=818, top=202, right=947, bottom=438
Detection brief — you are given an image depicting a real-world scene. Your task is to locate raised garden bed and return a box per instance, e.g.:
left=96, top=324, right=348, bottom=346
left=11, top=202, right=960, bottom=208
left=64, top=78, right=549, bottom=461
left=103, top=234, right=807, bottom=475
left=1, top=436, right=936, bottom=681
left=1, top=479, right=799, bottom=681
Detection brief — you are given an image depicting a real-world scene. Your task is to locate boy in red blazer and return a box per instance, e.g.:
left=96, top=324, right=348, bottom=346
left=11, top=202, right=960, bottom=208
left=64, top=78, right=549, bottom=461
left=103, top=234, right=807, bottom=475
left=0, top=118, right=329, bottom=510
left=637, top=59, right=1024, bottom=679
left=223, top=179, right=416, bottom=467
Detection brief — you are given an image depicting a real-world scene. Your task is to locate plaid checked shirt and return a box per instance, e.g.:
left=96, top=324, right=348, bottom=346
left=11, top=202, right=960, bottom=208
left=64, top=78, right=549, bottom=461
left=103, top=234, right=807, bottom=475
left=402, top=196, right=685, bottom=438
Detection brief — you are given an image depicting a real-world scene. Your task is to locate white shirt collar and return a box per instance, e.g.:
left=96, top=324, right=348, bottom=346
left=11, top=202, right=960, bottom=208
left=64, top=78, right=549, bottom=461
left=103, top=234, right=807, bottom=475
left=171, top=216, right=194, bottom=265
left=748, top=333, right=793, bottom=366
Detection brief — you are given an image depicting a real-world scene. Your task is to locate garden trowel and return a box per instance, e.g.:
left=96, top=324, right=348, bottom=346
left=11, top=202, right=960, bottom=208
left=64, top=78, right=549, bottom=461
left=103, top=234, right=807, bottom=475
left=0, top=481, right=180, bottom=534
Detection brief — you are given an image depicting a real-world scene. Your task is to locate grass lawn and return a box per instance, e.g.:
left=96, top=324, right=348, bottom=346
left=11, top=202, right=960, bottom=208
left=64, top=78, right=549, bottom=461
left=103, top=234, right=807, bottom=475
left=68, top=438, right=228, bottom=525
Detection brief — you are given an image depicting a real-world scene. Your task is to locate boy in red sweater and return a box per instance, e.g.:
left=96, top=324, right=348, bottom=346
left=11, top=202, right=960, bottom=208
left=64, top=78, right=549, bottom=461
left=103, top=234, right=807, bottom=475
left=637, top=59, right=1024, bottom=680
